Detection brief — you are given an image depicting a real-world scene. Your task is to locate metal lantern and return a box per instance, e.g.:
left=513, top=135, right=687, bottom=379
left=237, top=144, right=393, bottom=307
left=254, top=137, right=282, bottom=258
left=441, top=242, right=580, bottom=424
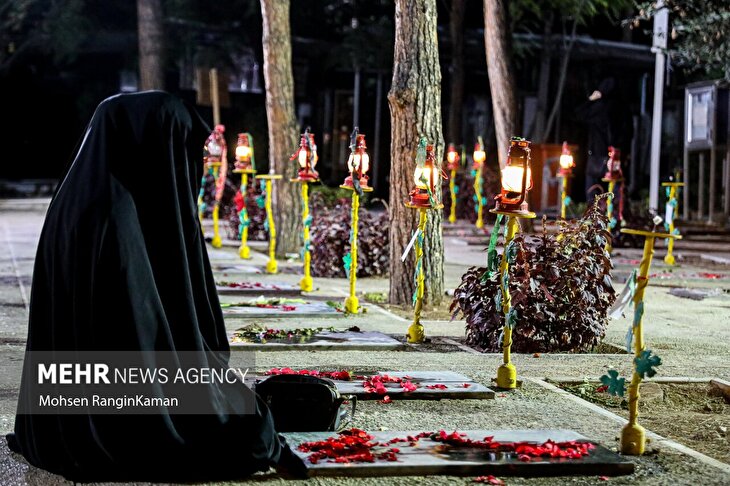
left=603, top=146, right=623, bottom=181
left=292, top=128, right=319, bottom=181
left=203, top=124, right=226, bottom=168
left=408, top=144, right=440, bottom=208
left=558, top=141, right=575, bottom=177
left=494, top=137, right=533, bottom=215
left=234, top=133, right=255, bottom=173
left=342, top=128, right=371, bottom=189
left=473, top=141, right=486, bottom=169
left=446, top=143, right=460, bottom=171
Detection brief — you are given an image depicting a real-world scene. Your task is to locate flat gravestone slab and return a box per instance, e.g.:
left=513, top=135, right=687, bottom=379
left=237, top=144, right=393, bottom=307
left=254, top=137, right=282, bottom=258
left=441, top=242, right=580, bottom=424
left=255, top=371, right=494, bottom=400
left=216, top=282, right=301, bottom=297
left=223, top=301, right=341, bottom=318
left=230, top=330, right=403, bottom=351
left=285, top=429, right=634, bottom=478
left=212, top=263, right=263, bottom=274
left=341, top=371, right=494, bottom=400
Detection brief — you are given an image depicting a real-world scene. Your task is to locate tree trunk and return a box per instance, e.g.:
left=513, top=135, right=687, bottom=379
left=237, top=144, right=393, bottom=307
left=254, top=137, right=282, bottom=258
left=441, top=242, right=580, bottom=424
left=388, top=0, right=444, bottom=306
left=137, top=0, right=164, bottom=90
left=260, top=0, right=301, bottom=257
left=447, top=0, right=465, bottom=144
left=483, top=0, right=515, bottom=167
left=531, top=11, right=553, bottom=142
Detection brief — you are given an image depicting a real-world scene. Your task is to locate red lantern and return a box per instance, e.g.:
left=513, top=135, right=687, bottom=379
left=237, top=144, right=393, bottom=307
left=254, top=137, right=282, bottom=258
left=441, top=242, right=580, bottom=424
left=603, top=146, right=623, bottom=181
left=446, top=143, right=460, bottom=171
left=558, top=141, right=575, bottom=177
left=342, top=129, right=371, bottom=189
left=203, top=124, right=226, bottom=168
left=494, top=137, right=533, bottom=214
left=291, top=128, right=319, bottom=181
left=408, top=144, right=441, bottom=208
left=234, top=133, right=255, bottom=173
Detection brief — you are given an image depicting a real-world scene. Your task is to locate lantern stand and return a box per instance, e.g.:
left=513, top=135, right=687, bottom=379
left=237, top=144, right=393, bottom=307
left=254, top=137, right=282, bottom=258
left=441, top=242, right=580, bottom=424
left=255, top=172, right=283, bottom=274
left=446, top=143, right=461, bottom=224
left=662, top=181, right=685, bottom=265
left=490, top=137, right=536, bottom=389
left=198, top=124, right=228, bottom=249
left=619, top=227, right=681, bottom=455
left=602, top=146, right=624, bottom=252
left=405, top=140, right=444, bottom=344
left=290, top=129, right=320, bottom=292
left=473, top=137, right=487, bottom=229
left=558, top=141, right=575, bottom=219
left=340, top=129, right=373, bottom=314
left=233, top=133, right=256, bottom=259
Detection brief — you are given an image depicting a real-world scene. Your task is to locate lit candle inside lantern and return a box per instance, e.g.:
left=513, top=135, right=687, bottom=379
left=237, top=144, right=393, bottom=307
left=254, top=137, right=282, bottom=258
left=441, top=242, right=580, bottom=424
left=473, top=143, right=486, bottom=167
left=559, top=141, right=574, bottom=172
left=493, top=137, right=534, bottom=215
left=408, top=143, right=442, bottom=209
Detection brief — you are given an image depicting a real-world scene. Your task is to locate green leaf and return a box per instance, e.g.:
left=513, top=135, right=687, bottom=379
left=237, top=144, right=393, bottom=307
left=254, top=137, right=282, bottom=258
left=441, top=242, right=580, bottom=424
left=635, top=350, right=662, bottom=379
left=599, top=369, right=626, bottom=397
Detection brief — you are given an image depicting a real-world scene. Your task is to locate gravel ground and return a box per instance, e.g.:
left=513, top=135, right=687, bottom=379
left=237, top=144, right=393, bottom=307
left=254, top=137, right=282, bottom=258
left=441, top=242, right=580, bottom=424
left=0, top=200, right=728, bottom=485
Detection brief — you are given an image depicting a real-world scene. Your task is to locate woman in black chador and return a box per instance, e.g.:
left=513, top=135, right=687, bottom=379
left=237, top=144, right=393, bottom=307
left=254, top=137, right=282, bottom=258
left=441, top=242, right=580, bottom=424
left=7, top=92, right=304, bottom=481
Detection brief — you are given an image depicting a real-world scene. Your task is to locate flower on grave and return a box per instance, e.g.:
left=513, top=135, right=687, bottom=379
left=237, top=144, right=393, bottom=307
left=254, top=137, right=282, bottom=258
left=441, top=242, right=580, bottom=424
left=474, top=475, right=505, bottom=485
left=599, top=369, right=626, bottom=397
left=634, top=349, right=662, bottom=379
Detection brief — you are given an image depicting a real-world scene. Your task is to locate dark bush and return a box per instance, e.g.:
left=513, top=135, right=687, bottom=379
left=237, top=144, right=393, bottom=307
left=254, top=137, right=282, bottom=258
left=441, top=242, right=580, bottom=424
left=309, top=192, right=389, bottom=278
left=450, top=198, right=616, bottom=353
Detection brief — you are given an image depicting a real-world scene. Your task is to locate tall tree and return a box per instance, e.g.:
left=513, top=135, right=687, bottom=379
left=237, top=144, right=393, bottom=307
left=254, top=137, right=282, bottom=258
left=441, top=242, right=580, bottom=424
left=260, top=0, right=301, bottom=256
left=388, top=0, right=444, bottom=306
left=483, top=0, right=515, bottom=167
left=447, top=0, right=466, bottom=144
left=137, top=0, right=165, bottom=90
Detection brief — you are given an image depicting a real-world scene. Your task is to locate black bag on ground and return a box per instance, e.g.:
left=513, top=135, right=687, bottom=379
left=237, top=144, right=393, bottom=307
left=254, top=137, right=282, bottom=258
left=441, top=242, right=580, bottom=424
left=255, top=374, right=356, bottom=432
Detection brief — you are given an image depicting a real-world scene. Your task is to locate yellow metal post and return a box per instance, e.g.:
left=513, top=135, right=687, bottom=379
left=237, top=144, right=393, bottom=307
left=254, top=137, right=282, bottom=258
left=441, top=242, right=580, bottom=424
left=602, top=178, right=623, bottom=252
left=560, top=176, right=568, bottom=219
left=662, top=182, right=684, bottom=265
left=345, top=191, right=360, bottom=313
left=300, top=182, right=313, bottom=292
left=238, top=173, right=251, bottom=259
left=474, top=168, right=484, bottom=229
left=407, top=208, right=428, bottom=343
left=489, top=208, right=535, bottom=389
left=619, top=228, right=681, bottom=455
left=340, top=184, right=372, bottom=313
left=255, top=174, right=281, bottom=274
left=497, top=215, right=519, bottom=388
left=210, top=162, right=223, bottom=248
left=449, top=168, right=457, bottom=223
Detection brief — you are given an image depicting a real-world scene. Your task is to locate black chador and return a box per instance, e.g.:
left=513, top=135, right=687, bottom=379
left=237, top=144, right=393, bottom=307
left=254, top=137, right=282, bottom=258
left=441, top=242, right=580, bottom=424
left=8, top=92, right=304, bottom=481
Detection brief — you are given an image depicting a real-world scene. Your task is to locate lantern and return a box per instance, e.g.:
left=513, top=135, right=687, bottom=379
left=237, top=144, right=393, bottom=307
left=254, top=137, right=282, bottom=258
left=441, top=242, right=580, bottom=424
left=473, top=141, right=486, bottom=169
left=558, top=141, right=575, bottom=177
left=408, top=144, right=441, bottom=208
left=445, top=143, right=460, bottom=171
left=292, top=128, right=319, bottom=181
left=234, top=133, right=255, bottom=173
left=603, top=146, right=623, bottom=181
left=203, top=124, right=226, bottom=168
left=342, top=129, right=371, bottom=189
left=494, top=137, right=533, bottom=214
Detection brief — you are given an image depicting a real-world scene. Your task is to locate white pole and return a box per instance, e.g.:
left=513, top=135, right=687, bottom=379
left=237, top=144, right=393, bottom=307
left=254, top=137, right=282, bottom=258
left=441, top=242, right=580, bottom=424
left=649, top=2, right=669, bottom=211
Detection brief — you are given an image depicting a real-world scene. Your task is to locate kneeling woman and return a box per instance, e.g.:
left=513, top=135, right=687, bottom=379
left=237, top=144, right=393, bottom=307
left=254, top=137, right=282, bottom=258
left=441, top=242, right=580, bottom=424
left=8, top=92, right=304, bottom=481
